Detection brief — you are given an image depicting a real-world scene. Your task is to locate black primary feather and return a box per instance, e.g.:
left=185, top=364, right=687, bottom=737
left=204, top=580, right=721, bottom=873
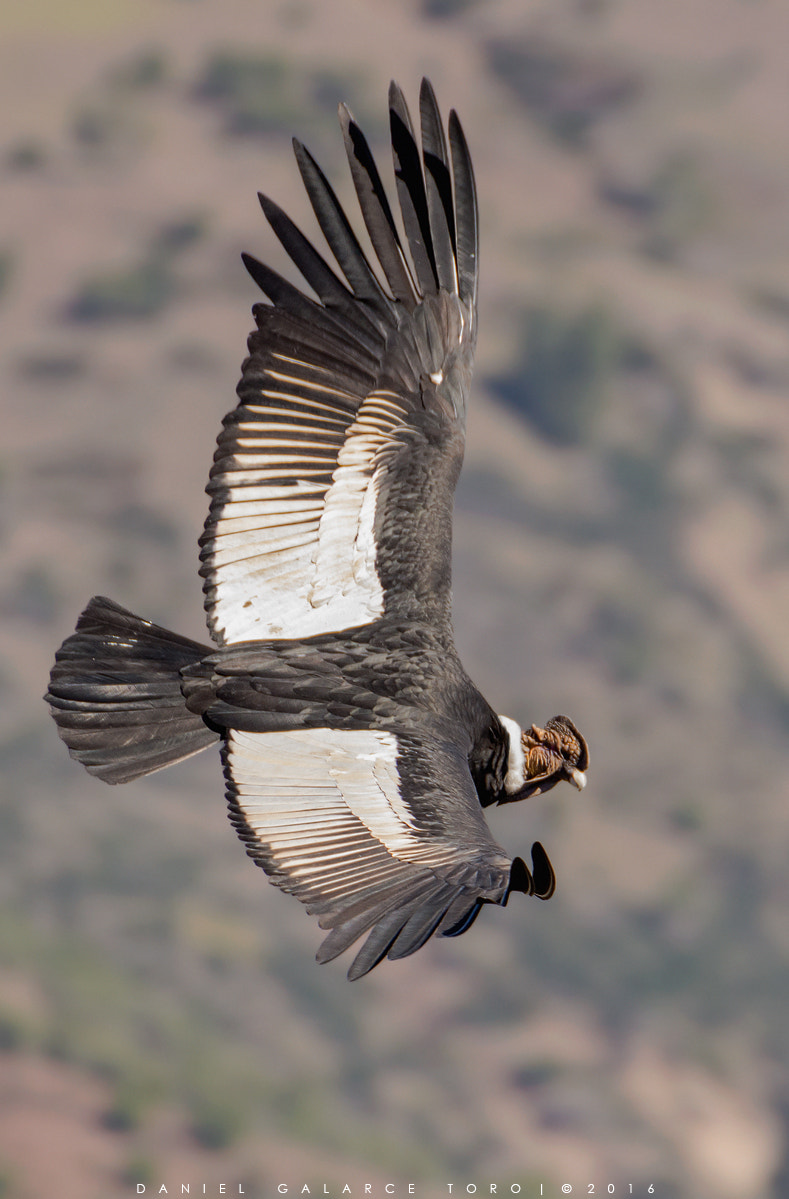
left=448, top=110, right=478, bottom=307
left=339, top=103, right=418, bottom=307
left=389, top=80, right=439, bottom=296
left=293, top=138, right=393, bottom=327
left=419, top=79, right=458, bottom=295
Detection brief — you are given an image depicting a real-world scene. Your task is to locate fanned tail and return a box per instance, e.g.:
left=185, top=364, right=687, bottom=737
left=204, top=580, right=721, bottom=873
left=46, top=597, right=218, bottom=784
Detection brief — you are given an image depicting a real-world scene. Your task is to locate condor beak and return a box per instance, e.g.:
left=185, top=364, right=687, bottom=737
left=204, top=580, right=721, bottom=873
left=569, top=768, right=587, bottom=791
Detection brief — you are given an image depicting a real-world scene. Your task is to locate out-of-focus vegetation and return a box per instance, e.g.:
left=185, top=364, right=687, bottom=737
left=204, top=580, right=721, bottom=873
left=69, top=46, right=168, bottom=160
left=195, top=52, right=308, bottom=136
left=601, top=151, right=715, bottom=262
left=421, top=0, right=480, bottom=19
left=107, top=47, right=168, bottom=92
left=3, top=2, right=789, bottom=1196
left=488, top=36, right=640, bottom=146
left=489, top=303, right=622, bottom=445
left=67, top=216, right=206, bottom=322
left=194, top=51, right=371, bottom=141
left=5, top=140, right=47, bottom=170
left=0, top=253, right=13, bottom=302
left=68, top=260, right=175, bottom=321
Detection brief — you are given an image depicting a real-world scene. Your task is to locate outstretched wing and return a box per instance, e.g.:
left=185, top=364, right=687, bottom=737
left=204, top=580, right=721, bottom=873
left=224, top=723, right=515, bottom=979
left=200, top=79, right=479, bottom=645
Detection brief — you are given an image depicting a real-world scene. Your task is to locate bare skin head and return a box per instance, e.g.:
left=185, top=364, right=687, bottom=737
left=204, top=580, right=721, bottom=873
left=498, top=713, right=589, bottom=804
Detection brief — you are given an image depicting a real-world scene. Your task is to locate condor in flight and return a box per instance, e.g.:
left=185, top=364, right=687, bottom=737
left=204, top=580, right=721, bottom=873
left=47, top=81, right=589, bottom=980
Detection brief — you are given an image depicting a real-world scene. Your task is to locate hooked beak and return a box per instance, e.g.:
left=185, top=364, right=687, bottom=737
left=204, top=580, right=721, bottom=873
left=569, top=767, right=587, bottom=791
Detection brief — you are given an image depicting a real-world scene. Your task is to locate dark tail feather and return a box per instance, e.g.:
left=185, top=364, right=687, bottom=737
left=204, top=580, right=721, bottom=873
left=46, top=596, right=218, bottom=784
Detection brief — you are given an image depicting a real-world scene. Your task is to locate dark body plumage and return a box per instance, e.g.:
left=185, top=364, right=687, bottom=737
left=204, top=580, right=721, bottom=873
left=46, top=82, right=588, bottom=979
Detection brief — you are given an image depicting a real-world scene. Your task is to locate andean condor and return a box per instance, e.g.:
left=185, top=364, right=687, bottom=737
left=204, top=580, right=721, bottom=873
left=46, top=80, right=589, bottom=980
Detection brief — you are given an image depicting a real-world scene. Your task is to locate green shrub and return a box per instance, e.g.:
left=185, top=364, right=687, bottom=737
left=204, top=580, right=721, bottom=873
left=153, top=214, right=207, bottom=257
left=5, top=141, right=46, bottom=170
left=588, top=596, right=653, bottom=683
left=190, top=1093, right=247, bottom=1149
left=422, top=0, right=479, bottom=17
left=642, top=151, right=713, bottom=261
left=0, top=1010, right=33, bottom=1051
left=195, top=52, right=371, bottom=142
left=109, top=48, right=168, bottom=91
left=195, top=52, right=304, bottom=136
left=68, top=260, right=173, bottom=322
left=17, top=352, right=85, bottom=380
left=0, top=252, right=13, bottom=300
left=103, top=1078, right=155, bottom=1131
left=2, top=565, right=59, bottom=625
left=750, top=285, right=789, bottom=324
left=71, top=99, right=144, bottom=156
left=119, top=1155, right=156, bottom=1188
left=488, top=37, right=639, bottom=146
left=489, top=303, right=619, bottom=445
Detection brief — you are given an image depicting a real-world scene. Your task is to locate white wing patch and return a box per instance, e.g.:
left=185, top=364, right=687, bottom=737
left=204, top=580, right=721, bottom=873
left=204, top=367, right=408, bottom=643
left=227, top=728, right=459, bottom=895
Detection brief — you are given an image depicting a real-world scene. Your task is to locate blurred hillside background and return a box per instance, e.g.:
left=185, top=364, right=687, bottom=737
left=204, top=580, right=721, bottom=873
left=2, top=0, right=789, bottom=1196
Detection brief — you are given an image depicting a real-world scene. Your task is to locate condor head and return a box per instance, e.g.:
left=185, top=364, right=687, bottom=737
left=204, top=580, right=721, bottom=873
left=498, top=714, right=589, bottom=804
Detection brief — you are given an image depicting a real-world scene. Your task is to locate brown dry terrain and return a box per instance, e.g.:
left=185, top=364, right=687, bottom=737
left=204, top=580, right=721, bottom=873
left=1, top=1, right=789, bottom=1197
